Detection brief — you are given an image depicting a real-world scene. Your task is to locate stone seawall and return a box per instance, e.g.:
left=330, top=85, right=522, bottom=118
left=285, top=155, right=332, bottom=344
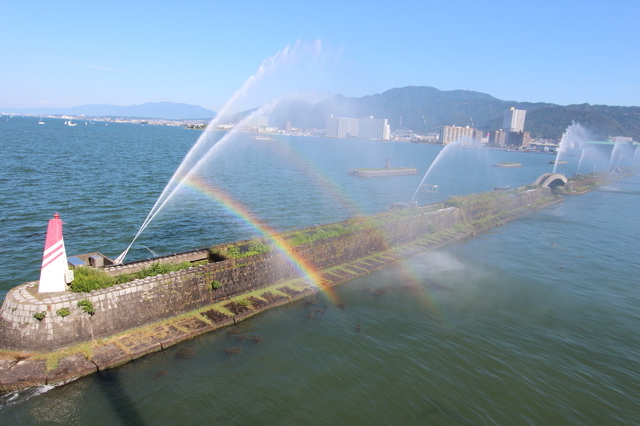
left=0, top=187, right=556, bottom=353
left=0, top=186, right=566, bottom=391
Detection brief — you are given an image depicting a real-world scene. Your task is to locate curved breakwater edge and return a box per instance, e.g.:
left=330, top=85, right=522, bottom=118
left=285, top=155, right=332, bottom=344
left=0, top=173, right=625, bottom=392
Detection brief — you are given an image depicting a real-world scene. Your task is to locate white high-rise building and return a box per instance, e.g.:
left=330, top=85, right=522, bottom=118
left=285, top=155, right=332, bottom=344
left=503, top=108, right=526, bottom=132
left=326, top=115, right=390, bottom=140
left=359, top=116, right=391, bottom=140
left=326, top=115, right=359, bottom=138
left=440, top=125, right=483, bottom=145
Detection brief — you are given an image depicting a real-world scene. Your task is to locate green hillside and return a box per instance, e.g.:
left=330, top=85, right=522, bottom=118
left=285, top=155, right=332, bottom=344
left=268, top=86, right=639, bottom=140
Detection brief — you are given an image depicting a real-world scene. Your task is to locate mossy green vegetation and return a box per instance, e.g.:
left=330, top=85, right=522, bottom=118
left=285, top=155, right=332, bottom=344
left=113, top=260, right=205, bottom=284
left=71, top=267, right=117, bottom=293
left=56, top=308, right=71, bottom=317
left=445, top=191, right=503, bottom=208
left=70, top=260, right=205, bottom=293
left=287, top=224, right=356, bottom=246
left=211, top=222, right=368, bottom=259
left=215, top=242, right=271, bottom=259
left=207, top=280, right=223, bottom=290
left=77, top=299, right=95, bottom=315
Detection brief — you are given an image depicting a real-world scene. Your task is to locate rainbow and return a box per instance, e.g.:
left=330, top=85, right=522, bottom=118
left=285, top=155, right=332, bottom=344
left=264, top=138, right=362, bottom=216
left=184, top=175, right=342, bottom=304
left=260, top=139, right=445, bottom=320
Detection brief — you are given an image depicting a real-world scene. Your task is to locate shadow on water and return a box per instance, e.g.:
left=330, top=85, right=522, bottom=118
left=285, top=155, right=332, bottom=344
left=95, top=369, right=146, bottom=425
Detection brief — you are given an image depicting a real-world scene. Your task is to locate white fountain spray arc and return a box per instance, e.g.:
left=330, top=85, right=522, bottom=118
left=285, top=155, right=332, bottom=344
left=410, top=140, right=462, bottom=204
left=609, top=136, right=629, bottom=170
left=552, top=122, right=589, bottom=174
left=115, top=41, right=338, bottom=264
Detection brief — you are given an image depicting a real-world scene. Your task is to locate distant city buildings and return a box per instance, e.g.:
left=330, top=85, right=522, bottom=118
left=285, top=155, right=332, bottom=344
left=440, top=107, right=530, bottom=148
left=238, top=115, right=282, bottom=133
left=503, top=107, right=526, bottom=132
left=488, top=129, right=508, bottom=146
left=440, top=125, right=483, bottom=145
left=281, top=121, right=292, bottom=132
left=359, top=116, right=391, bottom=140
left=326, top=116, right=359, bottom=138
left=325, top=115, right=390, bottom=140
left=507, top=131, right=532, bottom=148
left=242, top=115, right=269, bottom=130
left=488, top=129, right=531, bottom=148
left=484, top=108, right=530, bottom=148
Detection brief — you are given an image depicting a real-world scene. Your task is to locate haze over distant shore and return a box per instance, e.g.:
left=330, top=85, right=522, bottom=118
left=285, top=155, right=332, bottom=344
left=3, top=86, right=639, bottom=140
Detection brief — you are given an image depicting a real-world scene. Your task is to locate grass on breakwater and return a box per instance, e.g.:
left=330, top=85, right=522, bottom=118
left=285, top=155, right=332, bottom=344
left=71, top=260, right=207, bottom=292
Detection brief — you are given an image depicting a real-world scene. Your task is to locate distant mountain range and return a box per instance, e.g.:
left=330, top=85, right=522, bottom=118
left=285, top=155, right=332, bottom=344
left=1, top=102, right=217, bottom=120
left=3, top=88, right=639, bottom=139
left=264, top=86, right=640, bottom=140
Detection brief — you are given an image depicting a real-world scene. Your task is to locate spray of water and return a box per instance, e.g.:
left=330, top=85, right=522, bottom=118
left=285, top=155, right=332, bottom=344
left=609, top=136, right=628, bottom=170
left=139, top=245, right=158, bottom=257
left=115, top=41, right=344, bottom=263
left=116, top=98, right=293, bottom=263
left=553, top=122, right=589, bottom=174
left=0, top=385, right=55, bottom=410
left=410, top=140, right=462, bottom=204
left=576, top=147, right=587, bottom=175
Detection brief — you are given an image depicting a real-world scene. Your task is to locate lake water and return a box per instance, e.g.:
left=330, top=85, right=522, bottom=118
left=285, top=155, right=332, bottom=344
left=1, top=116, right=638, bottom=424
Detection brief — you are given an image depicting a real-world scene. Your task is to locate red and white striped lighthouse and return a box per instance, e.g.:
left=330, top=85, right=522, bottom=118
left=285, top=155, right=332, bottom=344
left=38, top=213, right=73, bottom=293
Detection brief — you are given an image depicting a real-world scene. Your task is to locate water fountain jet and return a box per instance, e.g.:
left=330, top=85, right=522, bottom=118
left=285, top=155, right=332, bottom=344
left=576, top=148, right=586, bottom=175
left=114, top=39, right=344, bottom=265
left=410, top=140, right=462, bottom=204
left=609, top=137, right=626, bottom=171
left=553, top=122, right=588, bottom=174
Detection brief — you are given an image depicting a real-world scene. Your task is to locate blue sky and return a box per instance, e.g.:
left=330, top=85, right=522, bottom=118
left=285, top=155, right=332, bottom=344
left=1, top=0, right=638, bottom=111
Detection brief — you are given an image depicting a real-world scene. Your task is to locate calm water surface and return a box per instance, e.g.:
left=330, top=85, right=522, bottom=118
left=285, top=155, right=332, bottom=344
left=0, top=116, right=638, bottom=424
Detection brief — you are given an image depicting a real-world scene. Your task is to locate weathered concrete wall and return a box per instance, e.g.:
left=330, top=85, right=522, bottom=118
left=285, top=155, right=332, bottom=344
left=0, top=188, right=555, bottom=352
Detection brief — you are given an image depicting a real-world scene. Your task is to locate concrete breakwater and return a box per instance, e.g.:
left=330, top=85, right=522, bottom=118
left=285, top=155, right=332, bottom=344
left=0, top=185, right=566, bottom=391
left=349, top=168, right=418, bottom=177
